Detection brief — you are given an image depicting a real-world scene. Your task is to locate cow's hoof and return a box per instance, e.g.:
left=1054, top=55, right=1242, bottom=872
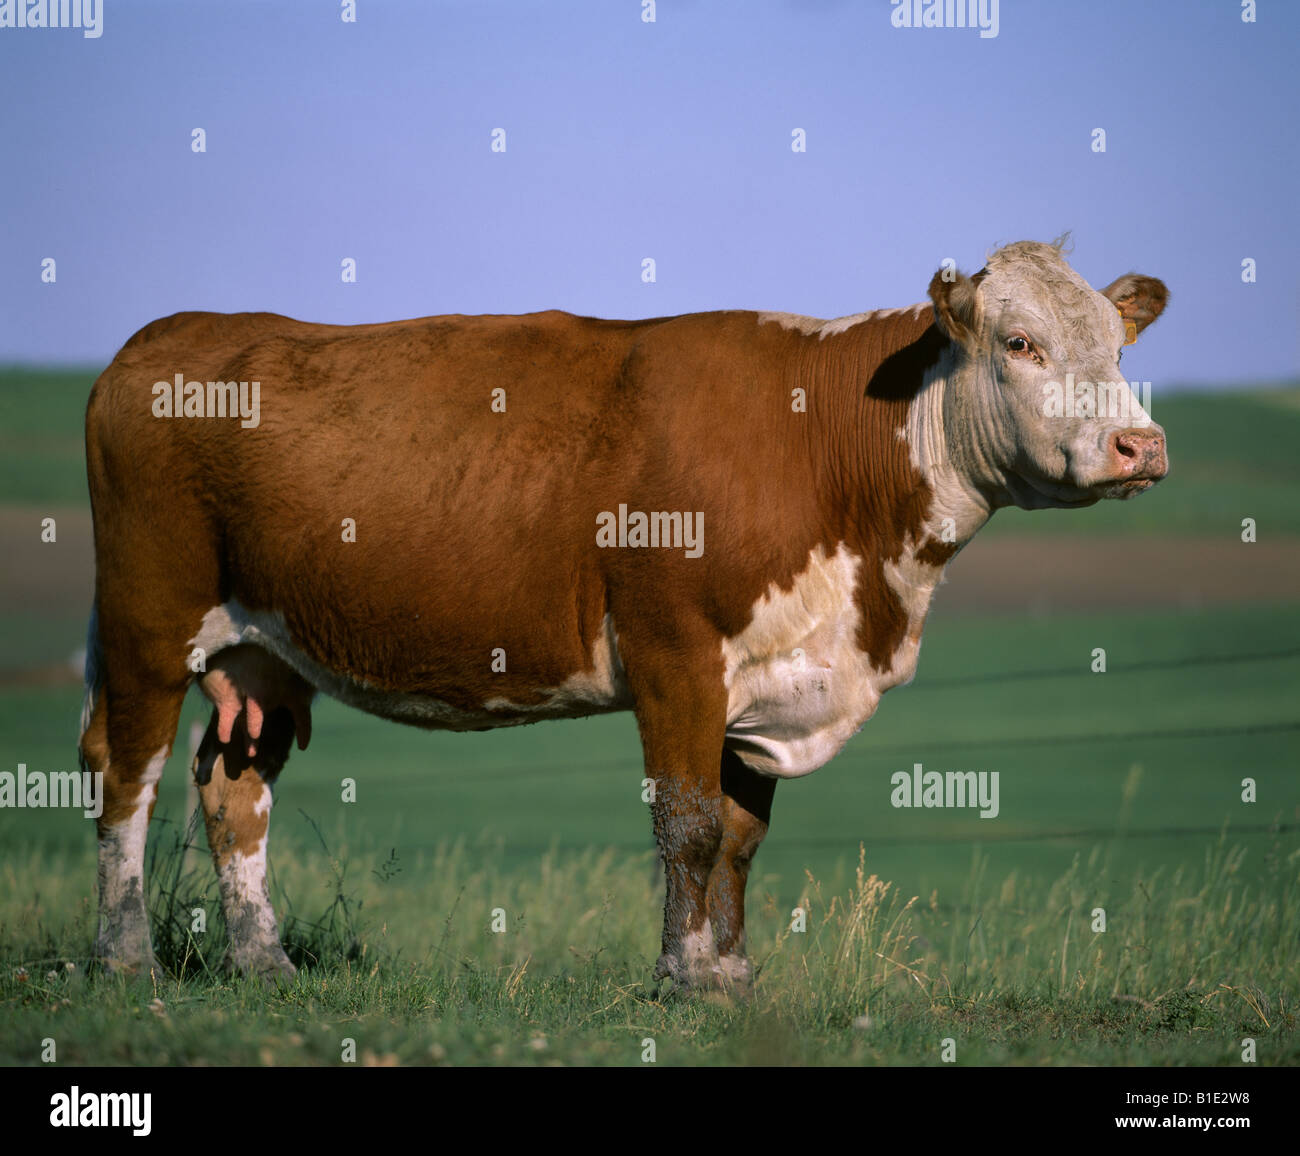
left=654, top=948, right=754, bottom=1000
left=695, top=958, right=754, bottom=1001
left=95, top=951, right=160, bottom=982
left=95, top=924, right=159, bottom=981
left=652, top=953, right=692, bottom=1001
left=714, top=953, right=754, bottom=995
left=226, top=944, right=297, bottom=986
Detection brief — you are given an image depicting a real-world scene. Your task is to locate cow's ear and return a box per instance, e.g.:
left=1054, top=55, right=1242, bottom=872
left=1101, top=274, right=1168, bottom=343
left=928, top=266, right=984, bottom=349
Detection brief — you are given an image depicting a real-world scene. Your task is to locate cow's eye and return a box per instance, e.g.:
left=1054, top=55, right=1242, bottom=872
left=1006, top=336, right=1031, bottom=355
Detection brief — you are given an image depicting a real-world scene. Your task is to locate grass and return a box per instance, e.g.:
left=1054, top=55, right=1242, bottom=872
left=0, top=821, right=1294, bottom=1066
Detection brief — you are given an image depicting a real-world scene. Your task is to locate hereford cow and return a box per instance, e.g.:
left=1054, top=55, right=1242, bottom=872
left=80, top=239, right=1168, bottom=991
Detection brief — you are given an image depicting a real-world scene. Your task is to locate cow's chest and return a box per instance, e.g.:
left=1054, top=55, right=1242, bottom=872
left=720, top=543, right=936, bottom=779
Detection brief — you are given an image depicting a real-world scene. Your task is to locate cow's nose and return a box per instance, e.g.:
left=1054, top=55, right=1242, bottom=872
left=1110, top=426, right=1168, bottom=479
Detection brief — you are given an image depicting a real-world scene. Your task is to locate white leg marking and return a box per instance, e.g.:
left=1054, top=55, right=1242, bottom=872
left=681, top=919, right=716, bottom=969
left=96, top=745, right=167, bottom=967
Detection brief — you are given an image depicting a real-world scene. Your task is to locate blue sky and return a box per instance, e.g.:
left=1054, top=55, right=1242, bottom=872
left=1, top=0, right=1296, bottom=388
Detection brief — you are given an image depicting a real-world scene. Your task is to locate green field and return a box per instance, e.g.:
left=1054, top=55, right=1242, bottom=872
left=0, top=368, right=1296, bottom=1065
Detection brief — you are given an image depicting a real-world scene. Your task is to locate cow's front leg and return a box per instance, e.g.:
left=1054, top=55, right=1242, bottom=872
left=194, top=709, right=296, bottom=983
left=650, top=773, right=724, bottom=992
left=705, top=750, right=776, bottom=994
left=630, top=657, right=729, bottom=993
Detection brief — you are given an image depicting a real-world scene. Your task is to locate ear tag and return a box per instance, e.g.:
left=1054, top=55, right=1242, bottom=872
left=1118, top=308, right=1137, bottom=346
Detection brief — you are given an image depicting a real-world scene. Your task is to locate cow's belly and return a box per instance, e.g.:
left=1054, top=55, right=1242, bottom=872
left=190, top=601, right=632, bottom=731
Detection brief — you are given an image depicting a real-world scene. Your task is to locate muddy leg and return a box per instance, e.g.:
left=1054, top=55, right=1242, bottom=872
left=704, top=750, right=776, bottom=993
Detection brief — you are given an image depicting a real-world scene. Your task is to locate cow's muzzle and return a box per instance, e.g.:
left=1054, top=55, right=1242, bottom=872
left=1104, top=425, right=1168, bottom=495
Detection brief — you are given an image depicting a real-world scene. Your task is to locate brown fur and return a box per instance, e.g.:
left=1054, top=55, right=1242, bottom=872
left=199, top=753, right=271, bottom=865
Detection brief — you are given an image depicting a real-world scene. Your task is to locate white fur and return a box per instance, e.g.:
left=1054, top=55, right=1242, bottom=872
left=79, top=603, right=101, bottom=740
left=966, top=242, right=1159, bottom=498
left=757, top=303, right=929, bottom=340
left=720, top=538, right=946, bottom=780
left=218, top=832, right=281, bottom=948
left=96, top=745, right=166, bottom=935
left=681, top=920, right=716, bottom=968
left=252, top=782, right=272, bottom=818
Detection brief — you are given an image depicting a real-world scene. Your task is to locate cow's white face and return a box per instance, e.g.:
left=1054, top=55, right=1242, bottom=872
left=931, top=241, right=1169, bottom=510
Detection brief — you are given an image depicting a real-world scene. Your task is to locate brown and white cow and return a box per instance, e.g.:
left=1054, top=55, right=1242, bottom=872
left=80, top=239, right=1167, bottom=990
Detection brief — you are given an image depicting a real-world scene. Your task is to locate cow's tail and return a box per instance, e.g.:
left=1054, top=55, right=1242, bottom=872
left=78, top=601, right=104, bottom=771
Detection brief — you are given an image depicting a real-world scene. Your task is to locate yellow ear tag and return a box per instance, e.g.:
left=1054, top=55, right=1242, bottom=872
left=1119, top=310, right=1137, bottom=346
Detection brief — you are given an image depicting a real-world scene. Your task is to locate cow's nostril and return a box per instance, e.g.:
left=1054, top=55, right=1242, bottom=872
left=1107, top=431, right=1138, bottom=460
left=1109, top=427, right=1168, bottom=482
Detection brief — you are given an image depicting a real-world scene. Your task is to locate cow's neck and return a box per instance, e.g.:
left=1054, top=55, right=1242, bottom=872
left=796, top=314, right=995, bottom=676
left=800, top=315, right=993, bottom=553
left=901, top=340, right=999, bottom=548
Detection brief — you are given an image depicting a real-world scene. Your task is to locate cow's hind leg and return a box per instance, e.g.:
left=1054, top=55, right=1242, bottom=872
left=80, top=616, right=188, bottom=977
left=705, top=750, right=776, bottom=994
left=194, top=699, right=299, bottom=982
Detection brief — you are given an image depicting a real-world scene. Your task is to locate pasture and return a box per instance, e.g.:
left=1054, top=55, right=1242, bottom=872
left=0, top=368, right=1297, bottom=1065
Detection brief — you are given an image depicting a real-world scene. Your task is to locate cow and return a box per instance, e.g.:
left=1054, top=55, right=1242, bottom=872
left=79, top=239, right=1168, bottom=991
